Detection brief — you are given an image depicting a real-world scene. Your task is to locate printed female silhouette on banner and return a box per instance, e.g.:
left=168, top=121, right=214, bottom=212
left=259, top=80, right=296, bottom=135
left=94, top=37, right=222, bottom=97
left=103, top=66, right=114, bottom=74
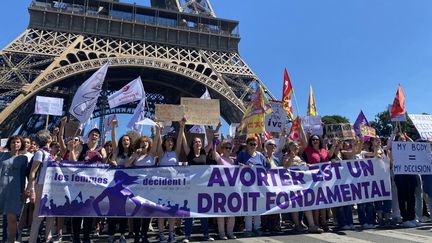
left=93, top=170, right=141, bottom=216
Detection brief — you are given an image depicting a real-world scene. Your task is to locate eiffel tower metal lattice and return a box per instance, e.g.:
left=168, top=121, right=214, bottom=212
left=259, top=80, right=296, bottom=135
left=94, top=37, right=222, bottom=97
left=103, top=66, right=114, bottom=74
left=0, top=0, right=275, bottom=137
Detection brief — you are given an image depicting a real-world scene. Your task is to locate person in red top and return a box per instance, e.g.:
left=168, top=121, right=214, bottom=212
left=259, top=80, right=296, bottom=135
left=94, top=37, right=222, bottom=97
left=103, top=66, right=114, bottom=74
left=300, top=133, right=337, bottom=232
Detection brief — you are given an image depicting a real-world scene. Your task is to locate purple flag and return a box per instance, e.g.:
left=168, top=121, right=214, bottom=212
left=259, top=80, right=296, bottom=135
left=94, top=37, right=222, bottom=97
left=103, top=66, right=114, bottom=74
left=353, top=110, right=369, bottom=135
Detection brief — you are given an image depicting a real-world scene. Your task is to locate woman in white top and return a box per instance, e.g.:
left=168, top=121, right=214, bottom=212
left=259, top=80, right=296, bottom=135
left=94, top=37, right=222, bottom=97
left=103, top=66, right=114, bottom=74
left=155, top=121, right=183, bottom=243
left=127, top=133, right=159, bottom=243
left=26, top=130, right=55, bottom=243
left=107, top=119, right=135, bottom=243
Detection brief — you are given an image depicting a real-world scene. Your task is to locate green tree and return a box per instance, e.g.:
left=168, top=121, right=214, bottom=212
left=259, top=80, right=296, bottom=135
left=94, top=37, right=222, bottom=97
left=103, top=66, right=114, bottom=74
left=369, top=109, right=419, bottom=140
left=321, top=115, right=350, bottom=125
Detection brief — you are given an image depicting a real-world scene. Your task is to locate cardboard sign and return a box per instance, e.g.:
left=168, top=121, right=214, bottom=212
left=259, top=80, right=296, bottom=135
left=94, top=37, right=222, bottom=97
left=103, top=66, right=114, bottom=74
left=408, top=114, right=432, bottom=141
left=155, top=104, right=185, bottom=122
left=64, top=120, right=81, bottom=140
left=325, top=123, right=355, bottom=140
left=302, top=116, right=323, bottom=136
left=360, top=125, right=376, bottom=137
left=181, top=98, right=220, bottom=126
left=35, top=96, right=64, bottom=116
left=265, top=101, right=290, bottom=133
left=392, top=141, right=432, bottom=175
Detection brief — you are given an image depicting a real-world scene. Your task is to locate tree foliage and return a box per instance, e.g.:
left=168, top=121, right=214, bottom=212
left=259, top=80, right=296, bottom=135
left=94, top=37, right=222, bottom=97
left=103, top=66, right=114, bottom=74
left=321, top=115, right=350, bottom=125
left=369, top=109, right=419, bottom=140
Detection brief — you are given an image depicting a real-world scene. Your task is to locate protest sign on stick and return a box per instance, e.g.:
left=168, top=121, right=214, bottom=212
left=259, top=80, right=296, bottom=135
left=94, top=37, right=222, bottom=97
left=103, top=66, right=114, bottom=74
left=392, top=141, right=432, bottom=175
left=408, top=114, right=432, bottom=141
left=181, top=98, right=220, bottom=126
left=265, top=101, right=290, bottom=133
left=302, top=116, right=323, bottom=136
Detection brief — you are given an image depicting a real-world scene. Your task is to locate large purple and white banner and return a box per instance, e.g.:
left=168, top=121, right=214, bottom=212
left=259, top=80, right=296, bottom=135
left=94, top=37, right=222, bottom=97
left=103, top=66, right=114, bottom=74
left=40, top=159, right=391, bottom=218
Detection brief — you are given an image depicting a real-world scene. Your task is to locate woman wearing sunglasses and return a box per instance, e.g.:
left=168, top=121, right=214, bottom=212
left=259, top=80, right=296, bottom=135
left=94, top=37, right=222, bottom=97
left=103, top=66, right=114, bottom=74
left=212, top=141, right=236, bottom=240
left=235, top=137, right=266, bottom=237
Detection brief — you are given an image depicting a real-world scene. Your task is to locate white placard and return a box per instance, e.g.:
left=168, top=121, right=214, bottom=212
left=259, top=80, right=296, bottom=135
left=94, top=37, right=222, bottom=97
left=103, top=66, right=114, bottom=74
left=302, top=116, right=323, bottom=136
left=392, top=141, right=432, bottom=175
left=0, top=138, right=7, bottom=148
left=265, top=101, right=289, bottom=133
left=408, top=114, right=432, bottom=141
left=35, top=96, right=64, bottom=116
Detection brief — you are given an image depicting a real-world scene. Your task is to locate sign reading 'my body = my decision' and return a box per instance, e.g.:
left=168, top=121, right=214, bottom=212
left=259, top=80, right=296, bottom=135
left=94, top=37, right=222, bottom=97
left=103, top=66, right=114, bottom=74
left=40, top=159, right=391, bottom=218
left=392, top=141, right=432, bottom=175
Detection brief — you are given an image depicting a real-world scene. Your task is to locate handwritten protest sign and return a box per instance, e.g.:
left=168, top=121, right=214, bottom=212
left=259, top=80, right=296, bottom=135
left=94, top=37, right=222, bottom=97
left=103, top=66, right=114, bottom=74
left=155, top=104, right=185, bottom=122
left=41, top=158, right=391, bottom=218
left=325, top=123, right=355, bottom=140
left=302, top=116, right=323, bottom=136
left=181, top=98, right=220, bottom=126
left=392, top=141, right=432, bottom=175
left=408, top=114, right=432, bottom=141
left=360, top=125, right=376, bottom=137
left=35, top=96, right=64, bottom=116
left=265, top=101, right=289, bottom=133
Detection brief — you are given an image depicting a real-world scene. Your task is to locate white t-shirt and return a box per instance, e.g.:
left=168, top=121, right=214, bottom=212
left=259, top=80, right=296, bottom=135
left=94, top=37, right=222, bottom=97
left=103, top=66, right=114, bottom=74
left=135, top=154, right=156, bottom=167
left=33, top=149, right=50, bottom=185
left=159, top=151, right=178, bottom=166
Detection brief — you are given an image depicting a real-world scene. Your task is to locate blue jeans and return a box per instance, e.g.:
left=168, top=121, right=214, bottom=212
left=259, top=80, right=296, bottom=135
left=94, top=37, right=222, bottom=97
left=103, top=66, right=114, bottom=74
left=184, top=218, right=209, bottom=238
left=374, top=200, right=392, bottom=214
left=357, top=203, right=375, bottom=225
left=336, top=205, right=353, bottom=227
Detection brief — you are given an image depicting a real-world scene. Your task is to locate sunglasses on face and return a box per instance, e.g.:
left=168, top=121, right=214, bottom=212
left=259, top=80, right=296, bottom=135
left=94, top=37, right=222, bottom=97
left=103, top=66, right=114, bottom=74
left=225, top=146, right=232, bottom=150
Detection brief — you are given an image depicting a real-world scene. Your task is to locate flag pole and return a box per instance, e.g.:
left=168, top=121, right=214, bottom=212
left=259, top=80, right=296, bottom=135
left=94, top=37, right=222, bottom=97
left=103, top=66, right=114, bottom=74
left=292, top=88, right=301, bottom=119
left=45, top=115, right=49, bottom=130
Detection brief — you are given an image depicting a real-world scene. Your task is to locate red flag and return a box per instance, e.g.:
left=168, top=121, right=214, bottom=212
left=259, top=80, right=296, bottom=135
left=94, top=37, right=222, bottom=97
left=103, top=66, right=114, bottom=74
left=288, top=117, right=300, bottom=141
left=282, top=68, right=294, bottom=119
left=390, top=84, right=406, bottom=119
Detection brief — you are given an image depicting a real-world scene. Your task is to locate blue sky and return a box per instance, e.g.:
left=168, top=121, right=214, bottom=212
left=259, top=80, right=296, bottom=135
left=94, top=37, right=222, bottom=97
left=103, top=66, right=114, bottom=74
left=1, top=0, right=432, bottom=135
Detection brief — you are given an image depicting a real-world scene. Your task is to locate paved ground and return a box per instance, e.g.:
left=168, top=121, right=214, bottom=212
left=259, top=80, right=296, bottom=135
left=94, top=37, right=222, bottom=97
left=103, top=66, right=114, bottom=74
left=9, top=220, right=432, bottom=243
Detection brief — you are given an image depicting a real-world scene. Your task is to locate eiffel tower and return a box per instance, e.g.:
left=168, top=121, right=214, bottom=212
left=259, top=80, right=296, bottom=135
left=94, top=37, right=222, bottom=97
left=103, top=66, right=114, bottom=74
left=0, top=0, right=275, bottom=137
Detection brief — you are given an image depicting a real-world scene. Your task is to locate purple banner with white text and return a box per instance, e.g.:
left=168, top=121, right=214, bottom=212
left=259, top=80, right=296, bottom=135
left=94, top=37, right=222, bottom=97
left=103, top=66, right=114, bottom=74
left=40, top=159, right=391, bottom=218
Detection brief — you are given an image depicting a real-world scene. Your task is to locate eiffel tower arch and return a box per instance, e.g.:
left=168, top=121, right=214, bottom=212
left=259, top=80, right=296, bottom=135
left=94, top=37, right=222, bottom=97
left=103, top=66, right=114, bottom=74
left=0, top=0, right=275, bottom=137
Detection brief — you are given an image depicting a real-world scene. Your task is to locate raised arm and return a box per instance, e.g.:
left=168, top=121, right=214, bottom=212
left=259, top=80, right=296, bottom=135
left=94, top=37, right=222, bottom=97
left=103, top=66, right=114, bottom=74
left=110, top=119, right=118, bottom=153
left=58, top=116, right=68, bottom=155
left=204, top=128, right=214, bottom=154
left=156, top=123, right=164, bottom=158
left=298, top=119, right=308, bottom=154
left=149, top=124, right=160, bottom=157
left=275, top=128, right=287, bottom=155
left=179, top=118, right=189, bottom=156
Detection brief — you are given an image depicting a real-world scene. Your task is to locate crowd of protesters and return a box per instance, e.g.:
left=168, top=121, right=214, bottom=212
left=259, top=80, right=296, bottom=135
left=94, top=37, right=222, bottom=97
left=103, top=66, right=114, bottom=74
left=0, top=115, right=431, bottom=243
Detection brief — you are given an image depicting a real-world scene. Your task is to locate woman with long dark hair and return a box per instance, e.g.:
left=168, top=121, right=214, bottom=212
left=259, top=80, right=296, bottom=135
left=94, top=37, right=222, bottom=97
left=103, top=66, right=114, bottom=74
left=155, top=121, right=184, bottom=243
left=0, top=135, right=28, bottom=242
left=180, top=119, right=214, bottom=242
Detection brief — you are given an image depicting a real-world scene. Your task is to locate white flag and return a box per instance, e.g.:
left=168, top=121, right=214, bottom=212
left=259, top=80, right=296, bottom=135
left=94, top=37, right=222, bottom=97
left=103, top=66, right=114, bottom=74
left=127, top=98, right=146, bottom=134
left=69, top=63, right=109, bottom=124
left=135, top=118, right=157, bottom=126
left=35, top=96, right=64, bottom=116
left=108, top=77, right=145, bottom=108
left=189, top=88, right=211, bottom=146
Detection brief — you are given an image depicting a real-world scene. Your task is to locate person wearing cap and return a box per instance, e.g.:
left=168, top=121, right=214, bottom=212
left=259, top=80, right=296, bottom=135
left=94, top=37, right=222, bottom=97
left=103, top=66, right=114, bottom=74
left=68, top=126, right=107, bottom=243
